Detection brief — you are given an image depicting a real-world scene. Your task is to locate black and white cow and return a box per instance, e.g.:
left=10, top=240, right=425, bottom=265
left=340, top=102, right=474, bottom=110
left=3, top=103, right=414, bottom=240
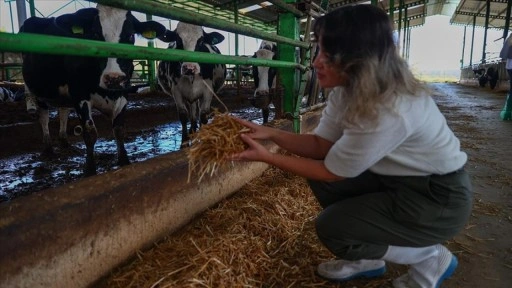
left=250, top=40, right=278, bottom=123
left=157, top=22, right=226, bottom=148
left=20, top=5, right=166, bottom=176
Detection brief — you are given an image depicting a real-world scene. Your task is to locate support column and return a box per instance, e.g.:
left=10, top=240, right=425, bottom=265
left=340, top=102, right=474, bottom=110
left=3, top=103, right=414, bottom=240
left=146, top=14, right=157, bottom=91
left=15, top=0, right=27, bottom=30
left=278, top=0, right=300, bottom=132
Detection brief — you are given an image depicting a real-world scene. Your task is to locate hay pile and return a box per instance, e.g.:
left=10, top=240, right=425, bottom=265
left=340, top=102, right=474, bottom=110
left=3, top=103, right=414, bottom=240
left=187, top=111, right=249, bottom=183
left=100, top=167, right=399, bottom=287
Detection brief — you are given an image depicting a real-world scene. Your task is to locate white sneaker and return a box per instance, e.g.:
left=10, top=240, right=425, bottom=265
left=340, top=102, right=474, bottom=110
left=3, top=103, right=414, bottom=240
left=393, top=245, right=458, bottom=288
left=317, top=259, right=386, bottom=282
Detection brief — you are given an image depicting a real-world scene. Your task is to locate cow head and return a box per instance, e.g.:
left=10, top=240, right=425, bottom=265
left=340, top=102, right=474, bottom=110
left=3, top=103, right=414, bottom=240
left=159, top=22, right=225, bottom=77
left=55, top=5, right=166, bottom=91
left=253, top=48, right=276, bottom=97
left=259, top=40, right=277, bottom=53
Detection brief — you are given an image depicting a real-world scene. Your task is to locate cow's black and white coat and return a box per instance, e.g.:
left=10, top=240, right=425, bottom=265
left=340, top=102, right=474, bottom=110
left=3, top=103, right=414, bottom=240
left=20, top=5, right=166, bottom=175
left=250, top=40, right=278, bottom=123
left=157, top=22, right=226, bottom=148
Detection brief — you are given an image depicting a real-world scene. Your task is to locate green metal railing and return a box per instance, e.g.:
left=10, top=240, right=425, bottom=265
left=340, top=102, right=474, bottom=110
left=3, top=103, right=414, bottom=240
left=0, top=32, right=306, bottom=71
left=0, top=0, right=315, bottom=132
left=87, top=0, right=308, bottom=49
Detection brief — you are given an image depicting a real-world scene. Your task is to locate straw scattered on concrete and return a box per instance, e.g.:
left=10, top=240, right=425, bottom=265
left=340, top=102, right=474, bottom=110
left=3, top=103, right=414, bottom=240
left=101, top=166, right=398, bottom=288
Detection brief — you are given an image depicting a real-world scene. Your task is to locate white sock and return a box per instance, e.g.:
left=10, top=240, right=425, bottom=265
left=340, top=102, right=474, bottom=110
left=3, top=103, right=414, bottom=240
left=382, top=245, right=456, bottom=288
left=382, top=245, right=438, bottom=265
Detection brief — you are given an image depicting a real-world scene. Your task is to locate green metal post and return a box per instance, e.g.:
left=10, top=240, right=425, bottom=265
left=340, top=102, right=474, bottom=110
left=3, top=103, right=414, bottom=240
left=146, top=14, right=157, bottom=91
left=470, top=15, right=476, bottom=66
left=8, top=1, right=14, bottom=33
left=481, top=0, right=491, bottom=64
left=402, top=6, right=407, bottom=58
left=29, top=0, right=35, bottom=17
left=278, top=0, right=300, bottom=133
left=461, top=26, right=466, bottom=69
left=234, top=3, right=241, bottom=89
left=398, top=0, right=403, bottom=44
left=389, top=0, right=394, bottom=23
left=504, top=0, right=512, bottom=44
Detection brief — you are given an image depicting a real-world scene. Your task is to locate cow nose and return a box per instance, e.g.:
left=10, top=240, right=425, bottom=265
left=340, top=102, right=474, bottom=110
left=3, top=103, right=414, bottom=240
left=255, top=90, right=269, bottom=97
left=103, top=74, right=127, bottom=89
left=181, top=64, right=198, bottom=76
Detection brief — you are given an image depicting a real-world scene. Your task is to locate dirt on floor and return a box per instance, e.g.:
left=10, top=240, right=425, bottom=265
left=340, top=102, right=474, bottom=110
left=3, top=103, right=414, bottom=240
left=91, top=82, right=512, bottom=288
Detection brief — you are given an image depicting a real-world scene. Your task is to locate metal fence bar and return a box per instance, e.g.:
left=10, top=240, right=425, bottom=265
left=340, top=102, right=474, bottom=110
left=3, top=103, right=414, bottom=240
left=88, top=0, right=309, bottom=49
left=0, top=32, right=308, bottom=71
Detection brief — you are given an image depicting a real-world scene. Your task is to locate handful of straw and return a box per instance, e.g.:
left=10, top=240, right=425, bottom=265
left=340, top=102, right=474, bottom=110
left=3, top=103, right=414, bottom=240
left=187, top=111, right=249, bottom=183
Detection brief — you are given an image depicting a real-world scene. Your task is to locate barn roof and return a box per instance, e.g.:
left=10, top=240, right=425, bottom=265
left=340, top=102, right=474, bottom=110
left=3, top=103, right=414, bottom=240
left=450, top=0, right=511, bottom=30
left=188, top=0, right=511, bottom=32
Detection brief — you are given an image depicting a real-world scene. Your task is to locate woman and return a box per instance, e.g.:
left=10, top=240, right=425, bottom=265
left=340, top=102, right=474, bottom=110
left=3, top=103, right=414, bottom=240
left=500, top=33, right=512, bottom=120
left=231, top=4, right=472, bottom=288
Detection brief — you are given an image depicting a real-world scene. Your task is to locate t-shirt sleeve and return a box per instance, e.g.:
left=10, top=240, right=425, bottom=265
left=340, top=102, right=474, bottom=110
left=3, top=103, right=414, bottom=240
left=324, top=112, right=410, bottom=178
left=314, top=88, right=344, bottom=142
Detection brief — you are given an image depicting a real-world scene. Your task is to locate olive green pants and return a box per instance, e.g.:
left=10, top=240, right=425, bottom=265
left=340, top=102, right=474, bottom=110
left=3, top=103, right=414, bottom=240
left=308, top=169, right=473, bottom=260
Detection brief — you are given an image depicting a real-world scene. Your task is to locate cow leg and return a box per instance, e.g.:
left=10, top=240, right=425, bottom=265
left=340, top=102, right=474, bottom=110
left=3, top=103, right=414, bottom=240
left=38, top=106, right=54, bottom=158
left=198, top=93, right=212, bottom=126
left=58, top=107, right=71, bottom=148
left=262, top=107, right=270, bottom=124
left=112, top=107, right=130, bottom=166
left=189, top=101, right=199, bottom=133
left=178, top=110, right=190, bottom=148
left=172, top=92, right=191, bottom=148
left=76, top=101, right=98, bottom=176
left=272, top=89, right=283, bottom=120
left=25, top=86, right=38, bottom=115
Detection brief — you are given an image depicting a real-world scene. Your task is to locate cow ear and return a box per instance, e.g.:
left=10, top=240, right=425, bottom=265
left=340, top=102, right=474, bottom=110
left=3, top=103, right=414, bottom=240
left=206, top=32, right=225, bottom=45
left=20, top=17, right=53, bottom=33
left=135, top=20, right=166, bottom=40
left=158, top=29, right=178, bottom=43
left=55, top=8, right=98, bottom=36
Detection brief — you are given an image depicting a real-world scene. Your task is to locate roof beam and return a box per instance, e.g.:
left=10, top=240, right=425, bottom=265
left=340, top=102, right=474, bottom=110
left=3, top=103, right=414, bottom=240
left=454, top=11, right=510, bottom=21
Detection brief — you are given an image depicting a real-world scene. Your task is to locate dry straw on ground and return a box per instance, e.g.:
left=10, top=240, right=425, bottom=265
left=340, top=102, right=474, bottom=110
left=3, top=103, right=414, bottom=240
left=100, top=167, right=398, bottom=288
left=186, top=111, right=249, bottom=183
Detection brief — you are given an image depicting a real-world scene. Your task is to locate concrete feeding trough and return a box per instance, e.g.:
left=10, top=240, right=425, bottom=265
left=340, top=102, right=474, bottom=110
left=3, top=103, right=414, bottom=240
left=0, top=110, right=322, bottom=288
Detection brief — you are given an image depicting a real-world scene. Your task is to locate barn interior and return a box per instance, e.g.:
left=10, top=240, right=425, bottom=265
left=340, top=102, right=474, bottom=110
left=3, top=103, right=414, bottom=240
left=1, top=1, right=512, bottom=287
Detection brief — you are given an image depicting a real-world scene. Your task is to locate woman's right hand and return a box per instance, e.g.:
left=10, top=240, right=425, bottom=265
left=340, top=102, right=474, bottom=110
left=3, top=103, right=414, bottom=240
left=234, top=117, right=276, bottom=141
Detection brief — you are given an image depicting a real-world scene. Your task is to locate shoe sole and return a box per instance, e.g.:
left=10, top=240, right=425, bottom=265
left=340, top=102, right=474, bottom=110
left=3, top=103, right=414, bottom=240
left=436, top=255, right=458, bottom=288
left=317, top=266, right=387, bottom=283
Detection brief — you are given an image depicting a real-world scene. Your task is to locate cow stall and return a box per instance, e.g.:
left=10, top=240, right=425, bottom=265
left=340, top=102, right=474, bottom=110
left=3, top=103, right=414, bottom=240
left=0, top=0, right=325, bottom=287
left=459, top=60, right=510, bottom=91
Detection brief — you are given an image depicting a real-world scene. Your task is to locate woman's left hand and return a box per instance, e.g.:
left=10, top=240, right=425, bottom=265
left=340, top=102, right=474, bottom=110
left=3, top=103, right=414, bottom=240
left=231, top=133, right=272, bottom=163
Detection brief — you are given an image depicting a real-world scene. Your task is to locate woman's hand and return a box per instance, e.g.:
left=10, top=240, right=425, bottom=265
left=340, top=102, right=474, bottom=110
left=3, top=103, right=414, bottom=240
left=234, top=118, right=276, bottom=141
left=231, top=133, right=272, bottom=163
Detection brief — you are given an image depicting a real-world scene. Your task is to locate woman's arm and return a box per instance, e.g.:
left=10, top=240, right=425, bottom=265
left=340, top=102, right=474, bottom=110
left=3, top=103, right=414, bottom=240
left=235, top=118, right=334, bottom=159
left=232, top=133, right=343, bottom=182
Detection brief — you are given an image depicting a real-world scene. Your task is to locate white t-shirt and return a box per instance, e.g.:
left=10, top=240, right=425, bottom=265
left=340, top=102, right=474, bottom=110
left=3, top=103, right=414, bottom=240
left=314, top=87, right=467, bottom=178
